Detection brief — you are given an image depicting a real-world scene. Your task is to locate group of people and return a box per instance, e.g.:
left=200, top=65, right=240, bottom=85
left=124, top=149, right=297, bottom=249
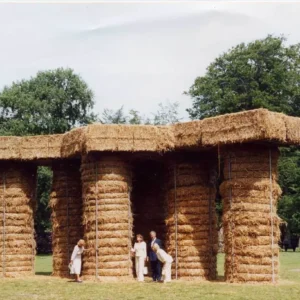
left=69, top=231, right=173, bottom=283
left=131, top=231, right=173, bottom=283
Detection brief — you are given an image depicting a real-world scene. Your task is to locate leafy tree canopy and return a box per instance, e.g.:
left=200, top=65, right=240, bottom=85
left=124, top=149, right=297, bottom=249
left=0, top=68, right=96, bottom=135
left=186, top=35, right=300, bottom=120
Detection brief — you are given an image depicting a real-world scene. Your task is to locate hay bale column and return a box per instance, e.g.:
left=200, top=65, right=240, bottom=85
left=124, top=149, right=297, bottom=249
left=221, top=145, right=281, bottom=283
left=166, top=158, right=218, bottom=280
left=50, top=161, right=83, bottom=278
left=81, top=154, right=133, bottom=281
left=0, top=162, right=36, bottom=278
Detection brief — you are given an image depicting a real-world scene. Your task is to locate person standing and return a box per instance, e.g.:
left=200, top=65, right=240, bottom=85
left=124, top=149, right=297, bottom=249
left=147, top=231, right=162, bottom=282
left=131, top=234, right=147, bottom=282
left=70, top=239, right=85, bottom=283
left=152, top=243, right=173, bottom=283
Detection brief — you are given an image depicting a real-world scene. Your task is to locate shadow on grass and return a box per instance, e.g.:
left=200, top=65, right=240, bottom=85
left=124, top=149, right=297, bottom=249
left=35, top=271, right=52, bottom=276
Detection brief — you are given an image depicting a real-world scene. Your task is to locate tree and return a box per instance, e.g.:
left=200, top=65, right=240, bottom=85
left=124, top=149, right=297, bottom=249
left=186, top=35, right=300, bottom=235
left=0, top=68, right=96, bottom=252
left=100, top=101, right=180, bottom=125
left=0, top=68, right=95, bottom=135
left=101, top=107, right=127, bottom=124
left=186, top=35, right=300, bottom=120
left=153, top=101, right=180, bottom=125
left=278, top=147, right=300, bottom=235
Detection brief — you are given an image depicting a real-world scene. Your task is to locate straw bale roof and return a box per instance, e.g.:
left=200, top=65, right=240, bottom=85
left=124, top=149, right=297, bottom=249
left=0, top=109, right=299, bottom=161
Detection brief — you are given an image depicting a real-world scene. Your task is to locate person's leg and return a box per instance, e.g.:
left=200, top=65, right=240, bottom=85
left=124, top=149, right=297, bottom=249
left=135, top=257, right=139, bottom=281
left=156, top=260, right=162, bottom=281
left=165, top=263, right=172, bottom=282
left=150, top=261, right=157, bottom=281
left=138, top=257, right=144, bottom=282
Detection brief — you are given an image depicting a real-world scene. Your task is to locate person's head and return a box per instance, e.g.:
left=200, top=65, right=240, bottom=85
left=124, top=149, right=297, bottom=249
left=136, top=234, right=144, bottom=242
left=150, top=231, right=157, bottom=240
left=152, top=243, right=160, bottom=253
left=77, top=239, right=85, bottom=247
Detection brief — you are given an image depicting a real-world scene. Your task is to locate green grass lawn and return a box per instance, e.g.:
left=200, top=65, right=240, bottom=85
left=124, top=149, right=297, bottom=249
left=1, top=252, right=300, bottom=300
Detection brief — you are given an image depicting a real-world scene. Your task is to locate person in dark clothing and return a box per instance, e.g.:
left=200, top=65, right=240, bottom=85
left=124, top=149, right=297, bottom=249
left=147, top=231, right=162, bottom=282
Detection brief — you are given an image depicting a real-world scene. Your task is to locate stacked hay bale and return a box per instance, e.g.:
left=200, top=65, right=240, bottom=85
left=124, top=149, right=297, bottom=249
left=50, top=161, right=83, bottom=277
left=0, top=162, right=36, bottom=278
left=220, top=145, right=281, bottom=283
left=165, top=158, right=218, bottom=280
left=81, top=154, right=133, bottom=281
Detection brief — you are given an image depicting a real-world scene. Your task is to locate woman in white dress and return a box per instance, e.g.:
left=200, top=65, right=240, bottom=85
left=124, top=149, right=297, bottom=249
left=70, top=239, right=85, bottom=282
left=131, top=234, right=147, bottom=282
left=152, top=243, right=173, bottom=283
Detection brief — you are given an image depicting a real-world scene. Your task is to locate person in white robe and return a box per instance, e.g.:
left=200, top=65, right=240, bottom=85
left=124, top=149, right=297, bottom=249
left=152, top=243, right=173, bottom=283
left=70, top=239, right=85, bottom=282
left=131, top=234, right=147, bottom=282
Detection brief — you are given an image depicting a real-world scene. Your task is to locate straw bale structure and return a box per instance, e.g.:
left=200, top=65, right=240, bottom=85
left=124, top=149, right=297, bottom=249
left=165, top=157, right=218, bottom=280
left=0, top=109, right=300, bottom=283
left=220, top=144, right=281, bottom=283
left=50, top=161, right=83, bottom=278
left=81, top=154, right=133, bottom=281
left=0, top=162, right=36, bottom=278
left=84, top=124, right=174, bottom=153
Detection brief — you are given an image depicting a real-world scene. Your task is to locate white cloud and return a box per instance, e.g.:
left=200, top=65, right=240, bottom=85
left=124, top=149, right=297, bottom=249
left=0, top=2, right=300, bottom=120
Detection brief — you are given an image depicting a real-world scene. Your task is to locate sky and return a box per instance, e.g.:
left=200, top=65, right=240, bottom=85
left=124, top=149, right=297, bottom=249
left=0, top=1, right=300, bottom=121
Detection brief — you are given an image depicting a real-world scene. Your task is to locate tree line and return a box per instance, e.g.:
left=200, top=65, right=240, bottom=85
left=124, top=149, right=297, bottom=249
left=1, top=35, right=300, bottom=249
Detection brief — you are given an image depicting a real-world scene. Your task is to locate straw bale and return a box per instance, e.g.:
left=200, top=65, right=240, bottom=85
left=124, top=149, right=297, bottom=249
left=165, top=160, right=217, bottom=280
left=0, top=136, right=21, bottom=160
left=173, top=121, right=202, bottom=149
left=20, top=134, right=63, bottom=160
left=84, top=124, right=119, bottom=151
left=201, top=109, right=286, bottom=146
left=50, top=161, right=83, bottom=278
left=131, top=125, right=158, bottom=151
left=61, top=127, right=86, bottom=158
left=82, top=155, right=133, bottom=279
left=283, top=114, right=300, bottom=144
left=0, top=163, right=36, bottom=277
left=221, top=146, right=281, bottom=283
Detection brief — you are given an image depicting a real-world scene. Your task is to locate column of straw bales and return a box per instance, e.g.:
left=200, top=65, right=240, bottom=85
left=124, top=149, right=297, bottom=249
left=0, top=162, right=36, bottom=278
left=220, top=145, right=281, bottom=283
left=165, top=158, right=218, bottom=280
left=81, top=154, right=133, bottom=281
left=50, top=161, right=83, bottom=278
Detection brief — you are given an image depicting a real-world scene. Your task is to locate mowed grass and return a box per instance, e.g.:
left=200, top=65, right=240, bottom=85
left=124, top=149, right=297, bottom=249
left=1, top=252, right=300, bottom=300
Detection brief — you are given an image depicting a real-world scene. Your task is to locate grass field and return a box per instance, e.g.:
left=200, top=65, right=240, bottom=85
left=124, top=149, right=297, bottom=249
left=1, top=252, right=300, bottom=300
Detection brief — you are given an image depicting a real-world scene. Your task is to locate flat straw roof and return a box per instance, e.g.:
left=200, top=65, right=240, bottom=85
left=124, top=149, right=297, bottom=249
left=0, top=109, right=299, bottom=161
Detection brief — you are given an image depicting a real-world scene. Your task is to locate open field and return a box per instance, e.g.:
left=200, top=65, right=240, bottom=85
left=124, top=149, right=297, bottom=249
left=1, top=252, right=300, bottom=300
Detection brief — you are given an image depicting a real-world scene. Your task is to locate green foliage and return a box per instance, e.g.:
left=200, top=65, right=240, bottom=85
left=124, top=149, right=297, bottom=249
left=101, top=102, right=180, bottom=125
left=153, top=102, right=180, bottom=125
left=186, top=35, right=300, bottom=234
left=186, top=35, right=300, bottom=120
left=278, top=147, right=300, bottom=234
left=0, top=68, right=96, bottom=240
left=101, top=107, right=127, bottom=124
left=35, top=167, right=53, bottom=234
left=0, top=68, right=96, bottom=135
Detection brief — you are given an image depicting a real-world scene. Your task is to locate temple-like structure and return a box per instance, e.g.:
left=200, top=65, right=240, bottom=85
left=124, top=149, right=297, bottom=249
left=1, top=108, right=299, bottom=283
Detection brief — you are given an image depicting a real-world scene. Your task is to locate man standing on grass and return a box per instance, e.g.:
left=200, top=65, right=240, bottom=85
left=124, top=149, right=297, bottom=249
left=147, top=231, right=162, bottom=282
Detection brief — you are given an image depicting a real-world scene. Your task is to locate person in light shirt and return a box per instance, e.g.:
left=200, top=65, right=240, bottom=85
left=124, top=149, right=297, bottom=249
left=131, top=234, right=147, bottom=282
left=147, top=231, right=162, bottom=282
left=152, top=243, right=173, bottom=283
left=69, top=239, right=85, bottom=283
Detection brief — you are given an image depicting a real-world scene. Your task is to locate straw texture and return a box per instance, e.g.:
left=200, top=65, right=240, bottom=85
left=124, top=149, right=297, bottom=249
left=81, top=154, right=133, bottom=281
left=0, top=162, right=36, bottom=278
left=165, top=158, right=218, bottom=280
left=50, top=161, right=83, bottom=278
left=221, top=145, right=281, bottom=283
